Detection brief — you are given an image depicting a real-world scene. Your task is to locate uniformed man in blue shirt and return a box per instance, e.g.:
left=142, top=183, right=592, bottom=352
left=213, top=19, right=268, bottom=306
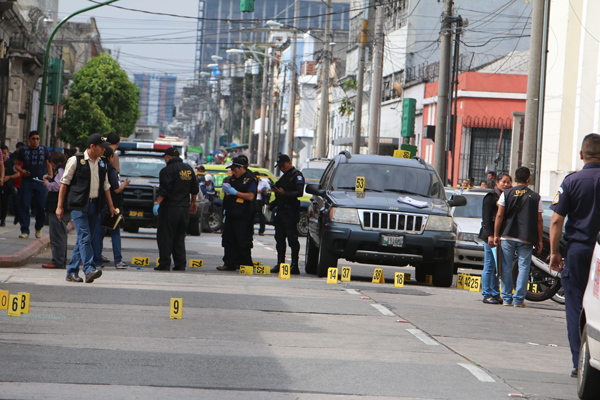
left=550, top=133, right=600, bottom=378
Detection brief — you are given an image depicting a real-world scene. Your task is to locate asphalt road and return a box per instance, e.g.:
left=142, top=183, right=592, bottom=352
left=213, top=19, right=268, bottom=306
left=0, top=227, right=576, bottom=400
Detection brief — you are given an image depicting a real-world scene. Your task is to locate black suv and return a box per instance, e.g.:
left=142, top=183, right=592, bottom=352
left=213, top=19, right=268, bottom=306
left=305, top=152, right=466, bottom=287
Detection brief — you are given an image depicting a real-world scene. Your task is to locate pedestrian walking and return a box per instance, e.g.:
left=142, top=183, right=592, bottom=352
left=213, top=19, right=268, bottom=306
left=15, top=131, right=51, bottom=239
left=217, top=156, right=257, bottom=271
left=105, top=132, right=121, bottom=174
left=42, top=151, right=71, bottom=269
left=479, top=173, right=512, bottom=304
left=92, top=146, right=130, bottom=269
left=493, top=167, right=544, bottom=307
left=9, top=142, right=24, bottom=226
left=0, top=145, right=19, bottom=227
left=153, top=147, right=199, bottom=271
left=269, top=154, right=305, bottom=275
left=56, top=133, right=117, bottom=283
left=549, top=133, right=600, bottom=378
left=256, top=175, right=270, bottom=236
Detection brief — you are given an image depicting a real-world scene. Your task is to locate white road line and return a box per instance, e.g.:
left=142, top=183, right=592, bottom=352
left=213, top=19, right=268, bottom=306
left=344, top=289, right=361, bottom=295
left=458, top=363, right=496, bottom=383
left=371, top=304, right=395, bottom=316
left=407, top=329, right=439, bottom=346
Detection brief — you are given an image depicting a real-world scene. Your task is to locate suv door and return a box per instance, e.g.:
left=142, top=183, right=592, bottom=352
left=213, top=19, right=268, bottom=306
left=307, top=159, right=336, bottom=243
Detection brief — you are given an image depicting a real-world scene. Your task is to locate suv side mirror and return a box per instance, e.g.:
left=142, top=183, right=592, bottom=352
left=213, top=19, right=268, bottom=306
left=448, top=195, right=467, bottom=207
left=306, top=183, right=326, bottom=197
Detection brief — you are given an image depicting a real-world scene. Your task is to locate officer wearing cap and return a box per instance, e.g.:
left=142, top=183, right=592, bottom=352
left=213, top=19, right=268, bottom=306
left=549, top=133, right=600, bottom=378
left=237, top=154, right=260, bottom=237
left=57, top=133, right=117, bottom=283
left=153, top=147, right=200, bottom=271
left=217, top=156, right=257, bottom=271
left=269, top=154, right=305, bottom=274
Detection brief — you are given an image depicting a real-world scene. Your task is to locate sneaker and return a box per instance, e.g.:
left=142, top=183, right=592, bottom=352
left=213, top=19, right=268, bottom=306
left=116, top=262, right=129, bottom=269
left=502, top=301, right=513, bottom=306
left=66, top=274, right=83, bottom=283
left=102, top=255, right=111, bottom=264
left=35, top=230, right=42, bottom=238
left=514, top=303, right=526, bottom=308
left=571, top=368, right=578, bottom=378
left=18, top=233, right=29, bottom=239
left=85, top=269, right=102, bottom=283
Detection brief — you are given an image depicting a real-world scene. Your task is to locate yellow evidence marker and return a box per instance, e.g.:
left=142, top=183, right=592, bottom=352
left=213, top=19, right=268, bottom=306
left=327, top=267, right=338, bottom=284
left=0, top=290, right=8, bottom=310
left=132, top=257, right=150, bottom=266
left=404, top=273, right=411, bottom=282
left=355, top=176, right=365, bottom=192
left=469, top=277, right=481, bottom=292
left=256, top=265, right=270, bottom=275
left=170, top=298, right=182, bottom=319
left=189, top=259, right=203, bottom=268
left=279, top=263, right=291, bottom=279
left=341, top=266, right=351, bottom=282
left=394, top=272, right=405, bottom=288
left=17, top=292, right=30, bottom=314
left=7, top=294, right=20, bottom=316
left=464, top=275, right=472, bottom=290
left=457, top=273, right=464, bottom=289
left=425, top=275, right=433, bottom=284
left=155, top=258, right=160, bottom=266
left=240, top=265, right=254, bottom=275
left=253, top=261, right=261, bottom=268
left=372, top=268, right=384, bottom=283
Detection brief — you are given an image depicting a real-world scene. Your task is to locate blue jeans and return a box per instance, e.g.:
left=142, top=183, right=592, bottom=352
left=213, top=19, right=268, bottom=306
left=67, top=201, right=99, bottom=277
left=482, top=242, right=500, bottom=299
left=19, top=179, right=47, bottom=235
left=500, top=239, right=533, bottom=305
left=92, top=207, right=122, bottom=267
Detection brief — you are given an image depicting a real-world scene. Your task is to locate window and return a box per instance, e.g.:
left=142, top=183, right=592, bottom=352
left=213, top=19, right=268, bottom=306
left=385, top=0, right=408, bottom=32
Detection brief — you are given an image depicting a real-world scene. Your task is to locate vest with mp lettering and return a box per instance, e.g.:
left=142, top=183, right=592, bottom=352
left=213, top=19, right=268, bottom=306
left=501, top=185, right=540, bottom=244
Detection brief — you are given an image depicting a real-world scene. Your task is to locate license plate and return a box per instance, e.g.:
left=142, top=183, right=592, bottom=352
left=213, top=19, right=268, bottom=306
left=129, top=211, right=144, bottom=217
left=380, top=235, right=404, bottom=247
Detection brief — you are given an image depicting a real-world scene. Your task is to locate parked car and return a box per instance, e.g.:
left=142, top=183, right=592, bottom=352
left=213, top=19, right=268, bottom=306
left=577, top=232, right=600, bottom=399
left=451, top=189, right=490, bottom=269
left=305, top=152, right=466, bottom=287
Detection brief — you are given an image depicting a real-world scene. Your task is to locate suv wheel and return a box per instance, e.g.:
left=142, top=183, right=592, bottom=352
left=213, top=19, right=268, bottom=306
left=305, top=235, right=319, bottom=274
left=297, top=212, right=308, bottom=237
left=432, top=260, right=454, bottom=287
left=578, top=325, right=600, bottom=399
left=317, top=236, right=338, bottom=278
left=124, top=224, right=139, bottom=234
left=415, top=265, right=431, bottom=283
left=208, top=209, right=223, bottom=233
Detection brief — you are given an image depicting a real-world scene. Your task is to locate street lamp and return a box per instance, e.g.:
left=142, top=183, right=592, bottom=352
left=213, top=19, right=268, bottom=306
left=36, top=11, right=53, bottom=33
left=266, top=20, right=283, bottom=28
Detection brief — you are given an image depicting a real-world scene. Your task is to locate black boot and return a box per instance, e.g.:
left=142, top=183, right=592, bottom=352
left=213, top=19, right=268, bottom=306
left=270, top=263, right=281, bottom=273
left=290, top=263, right=300, bottom=275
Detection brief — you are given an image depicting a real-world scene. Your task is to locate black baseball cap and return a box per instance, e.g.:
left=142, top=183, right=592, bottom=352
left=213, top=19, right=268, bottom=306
left=164, top=147, right=180, bottom=157
left=87, top=133, right=105, bottom=147
left=106, top=132, right=121, bottom=145
left=275, top=154, right=291, bottom=167
left=227, top=156, right=246, bottom=169
left=238, top=154, right=249, bottom=166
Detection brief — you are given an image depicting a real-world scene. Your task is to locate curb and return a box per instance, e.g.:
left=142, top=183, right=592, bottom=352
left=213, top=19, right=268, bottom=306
left=0, top=222, right=75, bottom=268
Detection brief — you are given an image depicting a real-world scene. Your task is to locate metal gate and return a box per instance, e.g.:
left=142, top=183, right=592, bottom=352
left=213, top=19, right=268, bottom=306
left=468, top=128, right=512, bottom=183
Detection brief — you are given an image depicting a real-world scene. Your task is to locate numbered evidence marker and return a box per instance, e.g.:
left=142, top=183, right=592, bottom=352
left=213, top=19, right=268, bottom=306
left=372, top=268, right=385, bottom=283
left=394, top=272, right=405, bottom=288
left=456, top=273, right=464, bottom=289
left=17, top=292, right=30, bottom=314
left=469, top=276, right=481, bottom=292
left=327, top=267, right=338, bottom=284
left=528, top=282, right=538, bottom=293
left=463, top=275, right=472, bottom=290
left=425, top=275, right=433, bottom=284
left=279, top=263, right=291, bottom=279
left=404, top=273, right=411, bottom=282
left=0, top=290, right=8, bottom=310
left=256, top=265, right=270, bottom=275
left=189, top=259, right=203, bottom=269
left=341, top=266, right=351, bottom=282
left=7, top=294, right=20, bottom=316
left=253, top=261, right=261, bottom=269
left=240, top=265, right=254, bottom=275
left=170, top=298, right=182, bottom=319
left=355, top=176, right=365, bottom=192
left=132, top=256, right=150, bottom=266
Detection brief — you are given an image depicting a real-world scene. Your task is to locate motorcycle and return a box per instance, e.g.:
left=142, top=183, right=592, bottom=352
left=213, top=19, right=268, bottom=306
left=201, top=187, right=223, bottom=233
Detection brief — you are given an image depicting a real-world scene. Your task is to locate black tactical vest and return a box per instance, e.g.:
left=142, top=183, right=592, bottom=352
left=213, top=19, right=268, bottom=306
left=501, top=185, right=540, bottom=244
left=226, top=170, right=255, bottom=219
left=66, top=153, right=107, bottom=212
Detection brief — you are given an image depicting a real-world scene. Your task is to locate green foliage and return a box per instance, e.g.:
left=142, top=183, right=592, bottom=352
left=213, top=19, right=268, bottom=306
left=59, top=53, right=140, bottom=147
left=342, top=78, right=357, bottom=90
left=338, top=97, right=355, bottom=117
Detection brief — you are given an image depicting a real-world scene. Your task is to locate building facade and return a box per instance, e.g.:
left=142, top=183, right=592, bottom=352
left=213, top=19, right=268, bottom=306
left=134, top=74, right=177, bottom=133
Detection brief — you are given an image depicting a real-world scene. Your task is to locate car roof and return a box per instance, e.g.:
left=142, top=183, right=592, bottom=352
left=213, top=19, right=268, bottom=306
left=202, top=164, right=276, bottom=179
left=334, top=154, right=431, bottom=169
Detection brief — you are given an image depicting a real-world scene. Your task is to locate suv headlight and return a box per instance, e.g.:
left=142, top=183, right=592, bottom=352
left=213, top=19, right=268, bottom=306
left=330, top=207, right=360, bottom=224
left=425, top=215, right=453, bottom=231
left=457, top=232, right=479, bottom=242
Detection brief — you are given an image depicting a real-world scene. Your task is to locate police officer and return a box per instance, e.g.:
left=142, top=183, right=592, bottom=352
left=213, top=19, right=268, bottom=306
left=237, top=154, right=259, bottom=237
left=269, top=154, right=305, bottom=274
left=549, top=133, right=600, bottom=378
left=217, top=156, right=257, bottom=271
left=153, top=147, right=200, bottom=271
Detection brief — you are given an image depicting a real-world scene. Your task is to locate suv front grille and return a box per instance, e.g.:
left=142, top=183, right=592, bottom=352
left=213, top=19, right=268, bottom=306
left=359, top=210, right=428, bottom=234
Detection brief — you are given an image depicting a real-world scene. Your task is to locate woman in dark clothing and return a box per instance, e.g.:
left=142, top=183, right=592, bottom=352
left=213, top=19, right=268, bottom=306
left=479, top=173, right=512, bottom=304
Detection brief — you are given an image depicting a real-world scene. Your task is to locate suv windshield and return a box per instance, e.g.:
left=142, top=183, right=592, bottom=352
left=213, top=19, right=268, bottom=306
left=452, top=194, right=484, bottom=218
left=120, top=157, right=165, bottom=178
left=330, top=163, right=445, bottom=199
left=303, top=168, right=325, bottom=183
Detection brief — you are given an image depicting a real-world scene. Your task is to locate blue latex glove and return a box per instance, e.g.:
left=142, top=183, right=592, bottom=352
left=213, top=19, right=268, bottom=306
left=223, top=209, right=226, bottom=216
left=225, top=187, right=237, bottom=196
left=153, top=203, right=160, bottom=216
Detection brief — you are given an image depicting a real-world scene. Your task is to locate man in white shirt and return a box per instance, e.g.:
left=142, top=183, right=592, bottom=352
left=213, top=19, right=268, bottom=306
left=56, top=134, right=117, bottom=283
left=256, top=176, right=271, bottom=236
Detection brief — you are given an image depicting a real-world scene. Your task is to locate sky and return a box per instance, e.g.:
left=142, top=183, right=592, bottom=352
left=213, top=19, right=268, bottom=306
left=58, top=0, right=201, bottom=92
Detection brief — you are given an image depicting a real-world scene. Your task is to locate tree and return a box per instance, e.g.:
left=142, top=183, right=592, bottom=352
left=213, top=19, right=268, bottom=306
left=59, top=53, right=140, bottom=147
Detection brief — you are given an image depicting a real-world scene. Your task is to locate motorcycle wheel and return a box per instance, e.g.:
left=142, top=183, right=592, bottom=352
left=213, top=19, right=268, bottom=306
left=551, top=287, right=565, bottom=304
left=208, top=208, right=223, bottom=233
left=511, top=255, right=562, bottom=302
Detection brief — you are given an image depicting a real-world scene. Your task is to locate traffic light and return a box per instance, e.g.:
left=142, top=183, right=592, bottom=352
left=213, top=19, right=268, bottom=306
left=240, top=0, right=254, bottom=12
left=47, top=58, right=64, bottom=104
left=401, top=98, right=416, bottom=138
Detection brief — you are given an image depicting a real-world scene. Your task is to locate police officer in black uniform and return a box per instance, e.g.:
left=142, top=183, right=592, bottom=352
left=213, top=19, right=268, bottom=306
left=269, top=154, right=305, bottom=274
left=154, top=147, right=200, bottom=271
left=237, top=154, right=260, bottom=237
left=549, top=133, right=600, bottom=377
left=217, top=156, right=257, bottom=271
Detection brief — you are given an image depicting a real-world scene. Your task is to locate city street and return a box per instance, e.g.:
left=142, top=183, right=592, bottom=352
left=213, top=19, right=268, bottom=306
left=0, top=228, right=576, bottom=400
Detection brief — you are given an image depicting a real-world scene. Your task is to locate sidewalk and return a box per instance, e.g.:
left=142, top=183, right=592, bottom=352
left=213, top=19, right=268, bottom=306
left=0, top=221, right=74, bottom=268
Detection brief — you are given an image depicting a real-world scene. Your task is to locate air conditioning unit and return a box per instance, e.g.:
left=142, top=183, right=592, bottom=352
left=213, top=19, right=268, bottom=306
left=270, top=35, right=285, bottom=44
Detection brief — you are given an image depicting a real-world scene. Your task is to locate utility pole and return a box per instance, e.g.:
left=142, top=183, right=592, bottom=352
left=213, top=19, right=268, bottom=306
left=249, top=69, right=258, bottom=163
left=285, top=0, right=300, bottom=159
left=275, top=66, right=288, bottom=169
left=268, top=58, right=277, bottom=172
left=367, top=3, right=384, bottom=155
left=523, top=0, right=546, bottom=188
left=212, top=77, right=221, bottom=153
left=257, top=57, right=270, bottom=167
left=433, top=0, right=453, bottom=182
left=352, top=19, right=368, bottom=155
left=240, top=62, right=248, bottom=146
left=315, top=0, right=332, bottom=159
